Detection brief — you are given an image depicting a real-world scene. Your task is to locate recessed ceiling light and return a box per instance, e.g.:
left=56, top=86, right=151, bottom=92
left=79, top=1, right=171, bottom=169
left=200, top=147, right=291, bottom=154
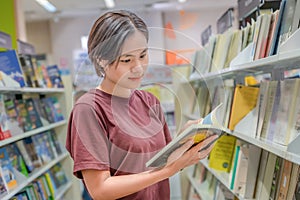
left=35, top=0, right=57, bottom=13
left=104, top=0, right=115, bottom=8
left=178, top=0, right=186, bottom=3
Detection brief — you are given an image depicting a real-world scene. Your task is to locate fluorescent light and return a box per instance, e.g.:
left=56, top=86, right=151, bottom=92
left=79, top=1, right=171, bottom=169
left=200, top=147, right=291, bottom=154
left=104, top=0, right=115, bottom=8
left=178, top=0, right=186, bottom=3
left=35, top=0, right=57, bottom=13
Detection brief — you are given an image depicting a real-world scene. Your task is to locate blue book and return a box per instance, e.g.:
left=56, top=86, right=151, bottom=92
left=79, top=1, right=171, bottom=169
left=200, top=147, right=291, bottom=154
left=0, top=50, right=26, bottom=87
left=46, top=65, right=64, bottom=88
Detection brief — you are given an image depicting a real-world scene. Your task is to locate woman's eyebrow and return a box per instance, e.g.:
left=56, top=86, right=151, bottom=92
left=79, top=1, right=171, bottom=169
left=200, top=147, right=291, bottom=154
left=121, top=48, right=148, bottom=57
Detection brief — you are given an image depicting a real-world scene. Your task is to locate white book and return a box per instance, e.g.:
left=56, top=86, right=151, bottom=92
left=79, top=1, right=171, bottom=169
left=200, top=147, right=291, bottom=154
left=273, top=79, right=300, bottom=145
left=291, top=0, right=300, bottom=34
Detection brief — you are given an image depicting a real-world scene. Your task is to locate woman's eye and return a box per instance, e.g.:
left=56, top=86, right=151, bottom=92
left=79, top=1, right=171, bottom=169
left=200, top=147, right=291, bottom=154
left=140, top=54, right=146, bottom=59
left=120, top=59, right=131, bottom=63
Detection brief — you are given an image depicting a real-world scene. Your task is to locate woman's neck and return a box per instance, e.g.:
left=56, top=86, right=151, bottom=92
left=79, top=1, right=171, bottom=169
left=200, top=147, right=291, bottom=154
left=97, top=81, right=132, bottom=98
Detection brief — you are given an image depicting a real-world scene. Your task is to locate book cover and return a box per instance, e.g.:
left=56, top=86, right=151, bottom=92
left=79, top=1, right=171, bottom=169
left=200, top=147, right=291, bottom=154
left=146, top=103, right=226, bottom=168
left=291, top=0, right=300, bottom=34
left=278, top=0, right=297, bottom=46
left=18, top=54, right=39, bottom=88
left=269, top=157, right=283, bottom=200
left=3, top=95, right=24, bottom=137
left=5, top=143, right=29, bottom=177
left=14, top=98, right=34, bottom=132
left=276, top=159, right=293, bottom=200
left=228, top=84, right=259, bottom=131
left=0, top=146, right=18, bottom=191
left=31, top=97, right=50, bottom=126
left=41, top=97, right=65, bottom=123
left=273, top=79, right=300, bottom=145
left=47, top=130, right=63, bottom=156
left=22, top=137, right=43, bottom=169
left=254, top=150, right=269, bottom=199
left=232, top=142, right=261, bottom=198
left=260, top=81, right=279, bottom=139
left=49, top=163, right=68, bottom=189
left=0, top=94, right=11, bottom=140
left=265, top=10, right=280, bottom=56
left=25, top=98, right=43, bottom=130
left=46, top=65, right=64, bottom=88
left=208, top=135, right=236, bottom=172
left=258, top=153, right=277, bottom=200
left=286, top=164, right=300, bottom=200
left=268, top=0, right=287, bottom=56
left=0, top=50, right=26, bottom=87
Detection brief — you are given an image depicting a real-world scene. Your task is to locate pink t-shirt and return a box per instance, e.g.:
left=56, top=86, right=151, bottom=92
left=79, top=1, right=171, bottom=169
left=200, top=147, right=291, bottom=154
left=66, top=89, right=172, bottom=200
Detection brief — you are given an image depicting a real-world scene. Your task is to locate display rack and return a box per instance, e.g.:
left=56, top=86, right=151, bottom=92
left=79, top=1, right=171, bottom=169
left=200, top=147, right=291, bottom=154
left=174, top=29, right=300, bottom=199
left=0, top=75, right=81, bottom=199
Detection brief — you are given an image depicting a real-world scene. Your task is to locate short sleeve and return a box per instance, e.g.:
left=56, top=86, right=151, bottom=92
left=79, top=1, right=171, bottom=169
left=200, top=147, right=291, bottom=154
left=66, top=103, right=110, bottom=179
left=144, top=91, right=172, bottom=145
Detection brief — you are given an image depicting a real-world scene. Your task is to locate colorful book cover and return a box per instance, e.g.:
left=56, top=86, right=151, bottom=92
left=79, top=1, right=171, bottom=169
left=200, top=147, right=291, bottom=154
left=41, top=97, right=64, bottom=123
left=0, top=50, right=26, bottom=87
left=49, top=163, right=68, bottom=189
left=25, top=98, right=43, bottom=130
left=14, top=99, right=33, bottom=132
left=18, top=54, right=39, bottom=88
left=5, top=143, right=29, bottom=177
left=46, top=65, right=64, bottom=88
left=0, top=94, right=11, bottom=140
left=47, top=130, right=63, bottom=156
left=0, top=146, right=18, bottom=191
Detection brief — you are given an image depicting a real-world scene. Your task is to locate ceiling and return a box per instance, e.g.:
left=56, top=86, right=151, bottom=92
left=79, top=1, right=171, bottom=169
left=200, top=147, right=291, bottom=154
left=21, top=0, right=237, bottom=22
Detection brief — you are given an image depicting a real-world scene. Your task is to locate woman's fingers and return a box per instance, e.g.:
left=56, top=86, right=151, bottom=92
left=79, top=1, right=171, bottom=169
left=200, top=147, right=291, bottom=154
left=167, top=139, right=194, bottom=165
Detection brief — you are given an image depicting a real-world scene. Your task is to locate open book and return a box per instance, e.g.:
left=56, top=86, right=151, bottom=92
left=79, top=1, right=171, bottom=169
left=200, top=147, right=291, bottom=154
left=146, top=103, right=228, bottom=168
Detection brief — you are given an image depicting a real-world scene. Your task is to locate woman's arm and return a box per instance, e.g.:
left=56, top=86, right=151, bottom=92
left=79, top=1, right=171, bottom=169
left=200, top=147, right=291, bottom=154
left=82, top=134, right=218, bottom=200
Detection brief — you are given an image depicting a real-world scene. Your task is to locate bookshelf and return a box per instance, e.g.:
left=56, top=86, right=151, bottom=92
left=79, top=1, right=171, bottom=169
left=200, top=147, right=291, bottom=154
left=0, top=79, right=81, bottom=199
left=174, top=27, right=300, bottom=200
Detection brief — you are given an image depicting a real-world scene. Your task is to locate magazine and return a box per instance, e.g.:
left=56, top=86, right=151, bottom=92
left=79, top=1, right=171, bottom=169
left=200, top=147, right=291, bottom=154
left=146, top=103, right=228, bottom=168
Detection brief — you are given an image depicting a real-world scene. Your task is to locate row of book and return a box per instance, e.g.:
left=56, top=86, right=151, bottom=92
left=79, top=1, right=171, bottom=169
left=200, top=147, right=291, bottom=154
left=0, top=130, right=64, bottom=195
left=0, top=49, right=64, bottom=88
left=7, top=162, right=68, bottom=200
left=188, top=162, right=237, bottom=200
left=0, top=94, right=65, bottom=140
left=206, top=136, right=300, bottom=199
left=192, top=76, right=300, bottom=146
left=192, top=0, right=300, bottom=75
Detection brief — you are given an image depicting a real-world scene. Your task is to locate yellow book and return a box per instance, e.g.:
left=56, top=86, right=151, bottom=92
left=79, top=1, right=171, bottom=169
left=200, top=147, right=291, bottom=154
left=45, top=172, right=56, bottom=198
left=228, top=84, right=259, bottom=131
left=208, top=135, right=236, bottom=172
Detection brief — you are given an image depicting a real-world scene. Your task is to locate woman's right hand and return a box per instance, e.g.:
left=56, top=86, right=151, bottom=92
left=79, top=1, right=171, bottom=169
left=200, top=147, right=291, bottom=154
left=164, top=134, right=218, bottom=176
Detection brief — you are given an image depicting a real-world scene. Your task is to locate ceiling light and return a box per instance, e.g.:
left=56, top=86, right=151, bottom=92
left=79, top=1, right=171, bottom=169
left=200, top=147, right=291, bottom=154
left=35, top=0, right=57, bottom=12
left=178, top=0, right=186, bottom=3
left=104, top=0, right=115, bottom=8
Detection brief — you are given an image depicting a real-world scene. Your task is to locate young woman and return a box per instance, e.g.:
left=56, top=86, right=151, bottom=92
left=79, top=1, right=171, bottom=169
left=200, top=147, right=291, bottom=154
left=66, top=10, right=218, bottom=200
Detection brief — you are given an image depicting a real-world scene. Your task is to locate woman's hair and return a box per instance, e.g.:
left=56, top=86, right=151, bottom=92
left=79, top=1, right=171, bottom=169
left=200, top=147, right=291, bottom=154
left=88, top=10, right=149, bottom=77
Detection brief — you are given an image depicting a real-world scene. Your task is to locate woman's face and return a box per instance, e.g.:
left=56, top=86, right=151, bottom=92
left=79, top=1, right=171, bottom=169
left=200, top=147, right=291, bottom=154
left=103, top=30, right=148, bottom=90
